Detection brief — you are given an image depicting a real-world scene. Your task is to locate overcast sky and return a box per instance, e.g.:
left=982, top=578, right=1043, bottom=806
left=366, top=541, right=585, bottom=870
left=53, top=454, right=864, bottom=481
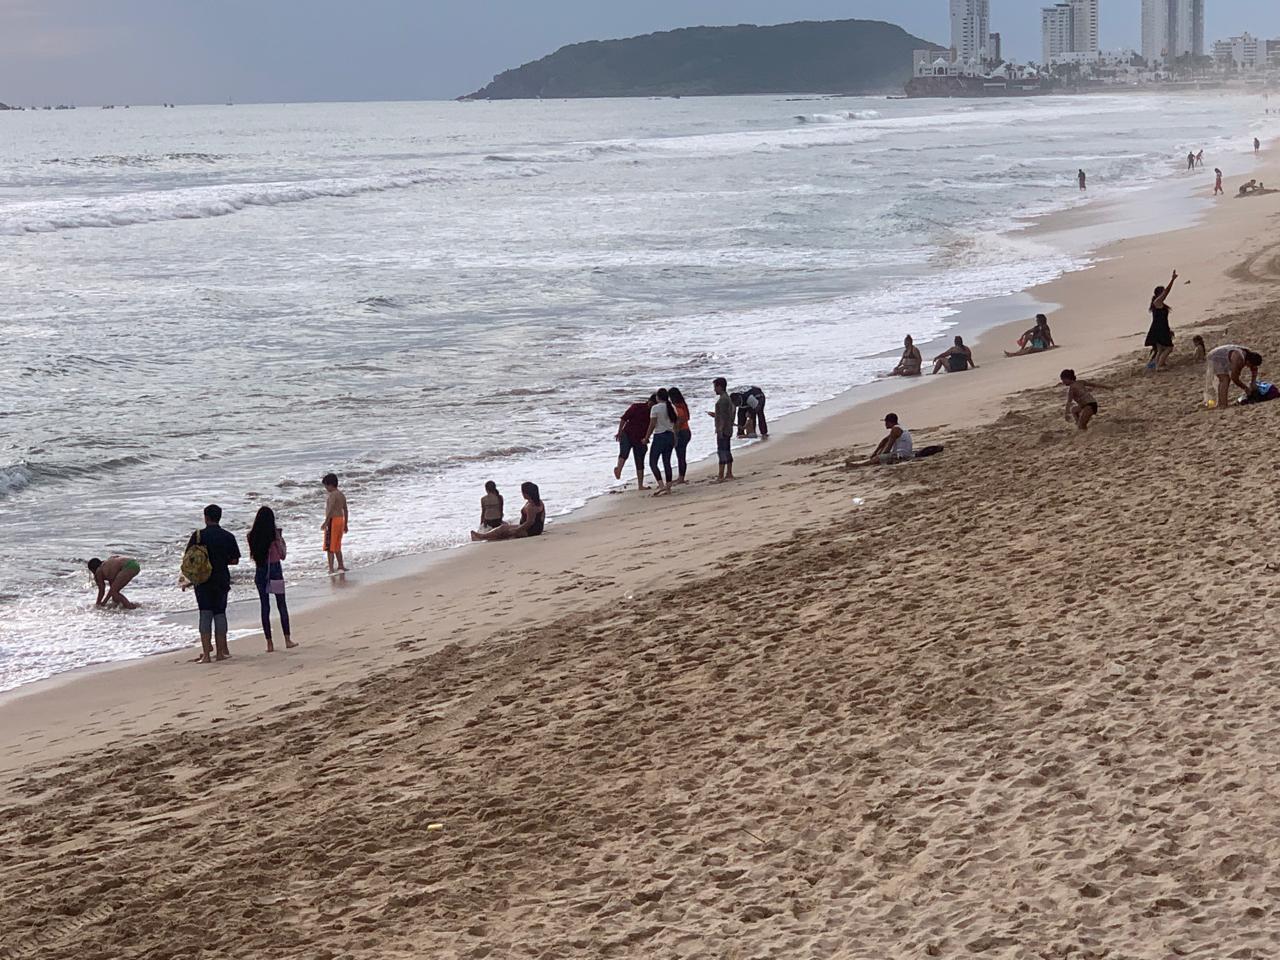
left=2, top=1, right=1278, bottom=105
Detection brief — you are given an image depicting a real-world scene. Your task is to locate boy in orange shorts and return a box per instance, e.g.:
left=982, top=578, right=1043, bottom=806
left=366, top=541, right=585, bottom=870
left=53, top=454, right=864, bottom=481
left=322, top=473, right=350, bottom=573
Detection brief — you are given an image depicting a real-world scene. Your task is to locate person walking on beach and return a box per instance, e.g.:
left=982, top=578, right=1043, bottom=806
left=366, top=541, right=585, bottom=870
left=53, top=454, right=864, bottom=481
left=1214, top=168, right=1224, bottom=196
left=890, top=336, right=923, bottom=376
left=1186, top=152, right=1195, bottom=172
left=248, top=506, right=295, bottom=653
left=87, top=556, right=141, bottom=609
left=931, top=336, right=977, bottom=374
left=1196, top=150, right=1204, bottom=168
left=186, top=504, right=240, bottom=663
left=1256, top=137, right=1262, bottom=155
left=1205, top=344, right=1263, bottom=409
left=471, top=482, right=545, bottom=541
left=669, top=387, right=693, bottom=485
left=321, top=473, right=348, bottom=573
left=730, top=385, right=768, bottom=438
left=1078, top=169, right=1087, bottom=191
left=1146, top=269, right=1177, bottom=372
left=479, top=481, right=504, bottom=530
left=613, top=396, right=653, bottom=492
left=646, top=388, right=678, bottom=495
left=1060, top=370, right=1099, bottom=431
left=709, top=377, right=736, bottom=483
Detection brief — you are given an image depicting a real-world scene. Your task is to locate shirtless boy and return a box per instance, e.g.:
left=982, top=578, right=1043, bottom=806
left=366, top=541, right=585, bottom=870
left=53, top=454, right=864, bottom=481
left=322, top=473, right=350, bottom=573
left=88, top=556, right=141, bottom=609
left=1060, top=369, right=1099, bottom=431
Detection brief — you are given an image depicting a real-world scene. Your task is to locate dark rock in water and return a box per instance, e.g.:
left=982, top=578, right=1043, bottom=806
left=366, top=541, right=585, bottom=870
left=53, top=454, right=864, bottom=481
left=0, top=102, right=12, bottom=111
left=461, top=19, right=942, bottom=101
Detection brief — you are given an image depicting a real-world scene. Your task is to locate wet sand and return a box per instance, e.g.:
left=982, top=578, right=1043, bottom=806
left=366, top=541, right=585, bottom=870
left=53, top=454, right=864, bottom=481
left=1, top=155, right=1279, bottom=958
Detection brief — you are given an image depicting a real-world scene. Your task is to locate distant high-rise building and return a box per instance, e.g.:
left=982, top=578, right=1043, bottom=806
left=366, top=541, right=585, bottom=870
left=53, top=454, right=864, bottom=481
left=988, top=32, right=1002, bottom=64
left=1070, top=0, right=1100, bottom=55
left=1143, top=0, right=1205, bottom=64
left=1042, top=4, right=1076, bottom=64
left=950, top=0, right=991, bottom=63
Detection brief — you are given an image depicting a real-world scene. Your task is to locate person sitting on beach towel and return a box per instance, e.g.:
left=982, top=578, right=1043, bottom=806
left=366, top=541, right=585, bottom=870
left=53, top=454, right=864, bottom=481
left=931, top=336, right=977, bottom=375
left=87, top=555, right=141, bottom=609
left=471, top=482, right=545, bottom=542
left=1005, top=314, right=1056, bottom=357
left=1060, top=369, right=1100, bottom=431
left=890, top=336, right=923, bottom=377
left=1204, top=344, right=1263, bottom=410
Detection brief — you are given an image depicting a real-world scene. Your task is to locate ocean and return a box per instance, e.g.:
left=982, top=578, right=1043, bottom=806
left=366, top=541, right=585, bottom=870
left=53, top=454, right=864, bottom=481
left=0, top=92, right=1270, bottom=691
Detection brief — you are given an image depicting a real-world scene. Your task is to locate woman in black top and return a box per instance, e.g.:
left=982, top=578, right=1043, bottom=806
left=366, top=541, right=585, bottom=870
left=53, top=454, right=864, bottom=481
left=1146, top=269, right=1177, bottom=371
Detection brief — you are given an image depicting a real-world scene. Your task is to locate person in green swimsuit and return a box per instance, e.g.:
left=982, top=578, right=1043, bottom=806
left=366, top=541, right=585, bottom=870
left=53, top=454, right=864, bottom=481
left=87, top=555, right=141, bottom=609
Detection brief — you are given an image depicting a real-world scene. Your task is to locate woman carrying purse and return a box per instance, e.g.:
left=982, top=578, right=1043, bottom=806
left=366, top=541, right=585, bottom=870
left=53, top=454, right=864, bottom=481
left=248, top=506, right=296, bottom=652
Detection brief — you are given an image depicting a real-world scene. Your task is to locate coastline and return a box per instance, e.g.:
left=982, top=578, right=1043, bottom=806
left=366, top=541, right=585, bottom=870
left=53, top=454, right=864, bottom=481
left=1, top=144, right=1277, bottom=776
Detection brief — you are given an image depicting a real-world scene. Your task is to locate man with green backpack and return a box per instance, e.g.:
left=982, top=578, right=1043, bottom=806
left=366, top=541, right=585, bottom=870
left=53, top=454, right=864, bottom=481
left=181, top=504, right=242, bottom=663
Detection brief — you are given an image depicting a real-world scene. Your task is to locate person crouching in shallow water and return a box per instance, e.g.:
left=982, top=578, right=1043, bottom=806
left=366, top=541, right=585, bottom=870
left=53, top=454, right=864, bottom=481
left=471, top=482, right=545, bottom=542
left=479, top=481, right=504, bottom=530
left=1061, top=369, right=1099, bottom=431
left=248, top=505, right=295, bottom=652
left=890, top=336, right=922, bottom=376
left=932, top=336, right=977, bottom=374
left=853, top=413, right=914, bottom=467
left=88, top=555, right=141, bottom=609
left=730, top=385, right=768, bottom=438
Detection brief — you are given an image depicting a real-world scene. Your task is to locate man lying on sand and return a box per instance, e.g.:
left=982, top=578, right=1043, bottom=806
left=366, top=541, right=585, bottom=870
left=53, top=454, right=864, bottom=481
left=1205, top=344, right=1263, bottom=409
left=1006, top=315, right=1056, bottom=357
left=932, top=336, right=977, bottom=375
left=1060, top=369, right=1100, bottom=431
left=87, top=556, right=141, bottom=609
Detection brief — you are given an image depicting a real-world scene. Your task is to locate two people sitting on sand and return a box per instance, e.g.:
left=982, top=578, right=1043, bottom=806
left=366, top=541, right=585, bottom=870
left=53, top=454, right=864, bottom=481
left=931, top=336, right=977, bottom=375
left=1237, top=180, right=1274, bottom=198
left=472, top=482, right=545, bottom=542
left=890, top=336, right=923, bottom=377
left=1005, top=314, right=1056, bottom=357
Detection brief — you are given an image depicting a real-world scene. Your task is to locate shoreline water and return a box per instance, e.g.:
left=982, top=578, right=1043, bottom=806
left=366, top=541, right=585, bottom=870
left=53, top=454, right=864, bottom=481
left=0, top=127, right=1267, bottom=702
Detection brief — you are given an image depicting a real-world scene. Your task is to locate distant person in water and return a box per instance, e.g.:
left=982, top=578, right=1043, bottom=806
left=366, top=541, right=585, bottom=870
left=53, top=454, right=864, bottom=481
left=1205, top=344, right=1263, bottom=409
left=479, top=481, right=504, bottom=530
left=890, top=336, right=923, bottom=376
left=1256, top=137, right=1262, bottom=154
left=1214, top=168, right=1224, bottom=195
left=321, top=473, right=349, bottom=573
left=1145, top=269, right=1177, bottom=372
left=730, top=385, right=768, bottom=438
left=1078, top=169, right=1087, bottom=191
left=1060, top=369, right=1099, bottom=431
left=1196, top=149, right=1204, bottom=167
left=709, top=377, right=736, bottom=483
left=248, top=506, right=295, bottom=652
left=669, top=387, right=692, bottom=485
left=87, top=556, right=141, bottom=609
left=931, top=336, right=977, bottom=374
left=1186, top=151, right=1195, bottom=171
left=613, top=395, right=654, bottom=492
left=646, top=388, right=678, bottom=495
left=471, top=482, right=545, bottom=541
left=1006, top=314, right=1055, bottom=357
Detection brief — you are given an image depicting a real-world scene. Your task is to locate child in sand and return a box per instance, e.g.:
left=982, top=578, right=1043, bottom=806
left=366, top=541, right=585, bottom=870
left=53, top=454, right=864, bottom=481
left=87, top=556, right=141, bottom=609
left=1060, top=369, right=1099, bottom=431
left=321, top=473, right=349, bottom=573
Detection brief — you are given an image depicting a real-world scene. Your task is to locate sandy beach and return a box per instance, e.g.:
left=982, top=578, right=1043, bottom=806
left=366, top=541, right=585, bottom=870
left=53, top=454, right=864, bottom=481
left=2, top=149, right=1280, bottom=958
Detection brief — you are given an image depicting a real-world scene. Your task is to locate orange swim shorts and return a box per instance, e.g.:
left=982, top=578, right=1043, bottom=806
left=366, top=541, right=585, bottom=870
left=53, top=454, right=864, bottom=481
left=324, top=517, right=346, bottom=553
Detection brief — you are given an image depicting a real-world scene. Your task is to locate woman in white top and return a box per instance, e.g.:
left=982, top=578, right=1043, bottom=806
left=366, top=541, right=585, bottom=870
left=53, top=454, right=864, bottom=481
left=645, top=388, right=678, bottom=495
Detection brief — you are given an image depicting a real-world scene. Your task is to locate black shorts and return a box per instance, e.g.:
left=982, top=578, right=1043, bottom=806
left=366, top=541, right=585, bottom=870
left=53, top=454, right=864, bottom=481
left=195, top=585, right=229, bottom=615
left=618, top=435, right=647, bottom=471
left=717, top=433, right=733, bottom=465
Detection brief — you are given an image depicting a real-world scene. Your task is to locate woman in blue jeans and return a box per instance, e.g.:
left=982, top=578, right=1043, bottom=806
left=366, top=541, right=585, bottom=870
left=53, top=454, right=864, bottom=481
left=247, top=506, right=296, bottom=652
left=668, top=386, right=692, bottom=485
left=645, top=388, right=678, bottom=495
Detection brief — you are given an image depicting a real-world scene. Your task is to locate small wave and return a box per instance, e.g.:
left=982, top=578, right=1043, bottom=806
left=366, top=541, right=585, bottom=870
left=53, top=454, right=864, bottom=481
left=494, top=387, right=558, bottom=398
left=795, top=110, right=881, bottom=125
left=359, top=296, right=400, bottom=308
left=40, top=152, right=228, bottom=167
left=0, top=170, right=449, bottom=235
left=0, top=464, right=33, bottom=497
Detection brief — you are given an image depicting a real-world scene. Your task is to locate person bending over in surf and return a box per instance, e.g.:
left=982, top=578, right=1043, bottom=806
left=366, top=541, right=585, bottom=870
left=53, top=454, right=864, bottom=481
left=88, top=556, right=141, bottom=609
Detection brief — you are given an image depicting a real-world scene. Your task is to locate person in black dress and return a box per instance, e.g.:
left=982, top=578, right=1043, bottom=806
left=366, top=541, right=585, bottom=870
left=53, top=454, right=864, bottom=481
left=1146, top=269, right=1177, bottom=372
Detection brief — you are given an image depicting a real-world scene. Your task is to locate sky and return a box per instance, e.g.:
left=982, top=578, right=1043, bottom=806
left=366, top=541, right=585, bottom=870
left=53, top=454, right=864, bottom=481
left=1, top=1, right=1278, bottom=105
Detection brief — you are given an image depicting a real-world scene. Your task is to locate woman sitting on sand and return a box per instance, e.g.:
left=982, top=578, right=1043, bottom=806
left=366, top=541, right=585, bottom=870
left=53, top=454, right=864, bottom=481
left=890, top=336, right=923, bottom=377
left=1145, top=270, right=1177, bottom=372
left=1005, top=315, right=1056, bottom=357
left=479, top=481, right=504, bottom=530
left=1204, top=344, right=1263, bottom=409
left=471, top=482, right=545, bottom=542
left=1060, top=369, right=1100, bottom=431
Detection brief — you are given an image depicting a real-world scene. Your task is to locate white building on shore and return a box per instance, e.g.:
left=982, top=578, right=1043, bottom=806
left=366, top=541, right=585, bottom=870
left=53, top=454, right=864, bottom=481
left=950, top=0, right=993, bottom=64
left=1041, top=0, right=1100, bottom=66
left=1213, top=33, right=1262, bottom=71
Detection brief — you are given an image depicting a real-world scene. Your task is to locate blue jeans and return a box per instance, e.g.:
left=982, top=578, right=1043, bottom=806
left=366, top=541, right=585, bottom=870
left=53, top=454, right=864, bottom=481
left=649, top=431, right=675, bottom=484
left=675, top=429, right=692, bottom=479
left=255, top=565, right=291, bottom=641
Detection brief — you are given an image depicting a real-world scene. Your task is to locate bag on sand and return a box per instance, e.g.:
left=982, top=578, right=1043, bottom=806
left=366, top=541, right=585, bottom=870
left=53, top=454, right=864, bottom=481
left=181, top=530, right=213, bottom=586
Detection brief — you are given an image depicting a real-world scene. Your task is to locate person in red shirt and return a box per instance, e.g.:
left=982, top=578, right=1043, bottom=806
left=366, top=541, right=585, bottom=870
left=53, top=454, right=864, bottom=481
left=613, top=396, right=654, bottom=492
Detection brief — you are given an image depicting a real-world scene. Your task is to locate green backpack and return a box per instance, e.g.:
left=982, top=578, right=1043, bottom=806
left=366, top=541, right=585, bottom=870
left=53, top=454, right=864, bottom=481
left=181, top=530, right=213, bottom=586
